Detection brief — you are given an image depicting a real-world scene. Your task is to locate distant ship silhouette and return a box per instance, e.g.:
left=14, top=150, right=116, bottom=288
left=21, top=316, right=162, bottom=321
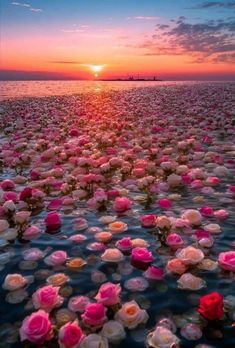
left=99, top=75, right=163, bottom=81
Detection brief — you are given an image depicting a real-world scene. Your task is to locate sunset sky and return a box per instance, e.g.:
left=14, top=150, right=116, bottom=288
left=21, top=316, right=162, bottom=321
left=1, top=0, right=235, bottom=80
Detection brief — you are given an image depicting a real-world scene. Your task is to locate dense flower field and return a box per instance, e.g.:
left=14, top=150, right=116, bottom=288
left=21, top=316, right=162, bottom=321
left=0, top=83, right=235, bottom=348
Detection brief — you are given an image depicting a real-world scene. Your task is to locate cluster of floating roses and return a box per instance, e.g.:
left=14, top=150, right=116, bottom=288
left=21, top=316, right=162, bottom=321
left=0, top=84, right=235, bottom=347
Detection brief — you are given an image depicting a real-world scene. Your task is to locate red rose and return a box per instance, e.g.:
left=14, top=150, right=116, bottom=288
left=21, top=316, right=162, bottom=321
left=198, top=292, right=224, bottom=321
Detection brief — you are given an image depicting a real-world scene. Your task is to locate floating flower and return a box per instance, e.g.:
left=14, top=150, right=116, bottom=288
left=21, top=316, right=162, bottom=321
left=115, top=236, right=132, bottom=251
left=146, top=325, right=179, bottom=348
left=68, top=296, right=90, bottom=313
left=2, top=274, right=28, bottom=291
left=80, top=334, right=108, bottom=348
left=113, top=197, right=132, bottom=213
left=180, top=323, right=202, bottom=340
left=144, top=266, right=164, bottom=280
left=82, top=303, right=107, bottom=327
left=95, top=282, right=121, bottom=306
left=45, top=211, right=61, bottom=230
left=115, top=300, right=148, bottom=329
left=101, top=320, right=126, bottom=343
left=166, top=233, right=184, bottom=249
left=176, top=246, right=204, bottom=265
left=167, top=259, right=188, bottom=275
left=177, top=273, right=206, bottom=290
left=19, top=310, right=53, bottom=344
left=47, top=273, right=70, bottom=286
left=108, top=221, right=128, bottom=233
left=181, top=209, right=202, bottom=225
left=32, top=285, right=64, bottom=312
left=198, top=292, right=224, bottom=320
left=66, top=258, right=87, bottom=269
left=58, top=321, right=85, bottom=348
left=101, top=248, right=124, bottom=262
left=218, top=251, right=235, bottom=272
left=140, top=214, right=156, bottom=227
left=45, top=250, right=67, bottom=266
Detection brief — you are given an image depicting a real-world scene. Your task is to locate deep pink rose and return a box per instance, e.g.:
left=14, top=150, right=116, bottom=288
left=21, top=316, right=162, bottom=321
left=3, top=191, right=18, bottom=202
left=81, top=303, right=107, bottom=327
left=131, top=247, right=154, bottom=263
left=20, top=187, right=32, bottom=201
left=199, top=206, right=214, bottom=216
left=19, top=310, right=53, bottom=344
left=113, top=197, right=132, bottom=213
left=45, top=211, right=61, bottom=230
left=116, top=237, right=132, bottom=251
left=140, top=214, right=156, bottom=227
left=95, top=282, right=121, bottom=306
left=32, top=285, right=63, bottom=311
left=144, top=266, right=164, bottom=280
left=158, top=198, right=172, bottom=209
left=58, top=321, right=84, bottom=348
left=1, top=179, right=15, bottom=191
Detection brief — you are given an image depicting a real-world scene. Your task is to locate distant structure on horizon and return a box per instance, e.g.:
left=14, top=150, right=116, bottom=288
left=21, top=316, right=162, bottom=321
left=99, top=75, right=163, bottom=81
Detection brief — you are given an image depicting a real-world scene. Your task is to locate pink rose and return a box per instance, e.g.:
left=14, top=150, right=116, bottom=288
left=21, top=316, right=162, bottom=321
left=82, top=303, right=107, bottom=327
left=113, top=197, right=132, bottom=213
left=131, top=247, right=154, bottom=263
left=45, top=211, right=61, bottom=230
left=144, top=266, right=164, bottom=280
left=214, top=209, right=229, bottom=220
left=32, top=285, right=64, bottom=312
left=45, top=250, right=67, bottom=266
left=218, top=251, right=235, bottom=272
left=3, top=191, right=18, bottom=202
left=95, top=282, right=121, bottom=306
left=1, top=179, right=15, bottom=190
left=158, top=198, right=172, bottom=209
left=19, top=187, right=32, bottom=201
left=116, top=237, right=132, bottom=251
left=140, top=214, right=156, bottom=227
left=19, top=310, right=53, bottom=344
left=23, top=225, right=41, bottom=240
left=58, top=321, right=84, bottom=348
left=166, top=233, right=184, bottom=249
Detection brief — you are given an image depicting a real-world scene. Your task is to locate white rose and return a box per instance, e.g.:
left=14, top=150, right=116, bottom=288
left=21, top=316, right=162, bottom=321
left=204, top=223, right=221, bottom=234
left=101, top=320, right=126, bottom=343
left=147, top=326, right=179, bottom=348
left=176, top=246, right=204, bottom=265
left=115, top=300, right=148, bottom=329
left=80, top=334, right=109, bottom=348
left=167, top=174, right=182, bottom=187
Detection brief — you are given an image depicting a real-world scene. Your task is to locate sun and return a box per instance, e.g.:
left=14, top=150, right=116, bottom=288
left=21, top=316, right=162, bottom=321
left=89, top=64, right=104, bottom=73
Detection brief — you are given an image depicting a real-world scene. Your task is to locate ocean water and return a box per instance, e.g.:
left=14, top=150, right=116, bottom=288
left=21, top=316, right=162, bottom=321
left=0, top=80, right=230, bottom=100
left=0, top=82, right=235, bottom=348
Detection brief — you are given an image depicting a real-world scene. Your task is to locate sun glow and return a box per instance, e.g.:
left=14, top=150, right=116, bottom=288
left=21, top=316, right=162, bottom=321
left=89, top=64, right=104, bottom=73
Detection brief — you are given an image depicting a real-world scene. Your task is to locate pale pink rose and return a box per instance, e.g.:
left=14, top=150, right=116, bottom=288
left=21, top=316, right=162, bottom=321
left=82, top=303, right=107, bottom=327
left=95, top=231, right=112, bottom=243
left=19, top=310, right=53, bottom=344
left=177, top=273, right=206, bottom=290
left=176, top=246, right=204, bottom=265
left=147, top=326, right=179, bottom=348
left=23, top=225, right=40, bottom=240
left=156, top=216, right=171, bottom=229
left=140, top=214, right=156, bottom=227
left=45, top=250, right=67, bottom=266
left=144, top=266, right=164, bottom=280
left=115, top=300, right=148, bottom=329
left=181, top=209, right=202, bottom=225
left=68, top=296, right=90, bottom=313
left=32, top=285, right=63, bottom=312
left=101, top=248, right=124, bottom=262
left=2, top=273, right=28, bottom=291
left=45, top=211, right=61, bottom=229
left=158, top=198, right=172, bottom=209
left=181, top=323, right=202, bottom=340
left=167, top=258, right=188, bottom=275
left=113, top=197, right=132, bottom=213
left=58, top=321, right=84, bottom=348
left=214, top=209, right=229, bottom=220
left=166, top=233, right=184, bottom=249
left=95, top=282, right=121, bottom=306
left=115, top=237, right=132, bottom=251
left=14, top=211, right=31, bottom=224
left=131, top=247, right=154, bottom=263
left=218, top=251, right=235, bottom=272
